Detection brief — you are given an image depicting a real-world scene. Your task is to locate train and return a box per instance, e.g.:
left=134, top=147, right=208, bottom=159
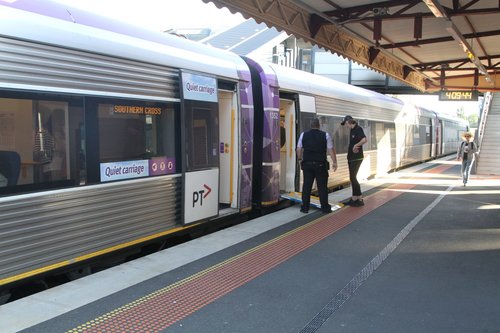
left=0, top=0, right=468, bottom=294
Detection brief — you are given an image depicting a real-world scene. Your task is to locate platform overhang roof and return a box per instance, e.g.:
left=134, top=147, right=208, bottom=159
left=203, top=0, right=500, bottom=93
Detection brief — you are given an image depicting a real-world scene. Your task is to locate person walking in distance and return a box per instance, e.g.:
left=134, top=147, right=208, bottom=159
left=456, top=131, right=477, bottom=186
left=341, top=115, right=367, bottom=207
left=296, top=118, right=337, bottom=213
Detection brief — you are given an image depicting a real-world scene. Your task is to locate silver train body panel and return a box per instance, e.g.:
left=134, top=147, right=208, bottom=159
left=0, top=3, right=247, bottom=84
left=0, top=36, right=180, bottom=101
left=0, top=175, right=181, bottom=282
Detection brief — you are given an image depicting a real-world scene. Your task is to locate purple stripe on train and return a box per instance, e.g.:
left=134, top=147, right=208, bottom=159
left=244, top=59, right=281, bottom=205
left=237, top=69, right=254, bottom=211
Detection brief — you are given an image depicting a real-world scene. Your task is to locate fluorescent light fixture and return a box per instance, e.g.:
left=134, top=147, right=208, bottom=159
left=425, top=1, right=494, bottom=84
left=422, top=0, right=447, bottom=18
left=444, top=21, right=491, bottom=78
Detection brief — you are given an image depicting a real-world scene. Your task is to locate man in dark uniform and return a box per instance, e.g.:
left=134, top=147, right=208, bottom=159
left=341, top=115, right=367, bottom=207
left=296, top=118, right=337, bottom=213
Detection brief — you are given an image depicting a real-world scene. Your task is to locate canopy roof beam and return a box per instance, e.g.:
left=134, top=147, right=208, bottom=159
left=422, top=0, right=494, bottom=84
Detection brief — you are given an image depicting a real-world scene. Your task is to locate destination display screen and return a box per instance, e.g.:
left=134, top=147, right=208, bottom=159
left=439, top=90, right=479, bottom=101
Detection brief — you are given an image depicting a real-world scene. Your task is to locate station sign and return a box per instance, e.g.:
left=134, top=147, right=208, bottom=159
left=438, top=90, right=478, bottom=101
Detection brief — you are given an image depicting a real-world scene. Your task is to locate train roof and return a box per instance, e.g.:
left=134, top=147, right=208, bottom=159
left=263, top=62, right=404, bottom=112
left=0, top=0, right=248, bottom=81
left=264, top=62, right=468, bottom=125
left=401, top=99, right=470, bottom=125
left=436, top=112, right=470, bottom=125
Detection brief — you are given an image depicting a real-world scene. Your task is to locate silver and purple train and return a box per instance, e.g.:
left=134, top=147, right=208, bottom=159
left=0, top=1, right=467, bottom=289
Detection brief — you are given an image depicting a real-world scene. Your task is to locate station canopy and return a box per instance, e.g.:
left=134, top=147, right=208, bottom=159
left=203, top=0, right=500, bottom=93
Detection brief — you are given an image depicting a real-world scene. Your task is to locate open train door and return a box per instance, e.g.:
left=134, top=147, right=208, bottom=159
left=279, top=94, right=342, bottom=212
left=218, top=88, right=240, bottom=214
left=279, top=97, right=296, bottom=194
left=280, top=94, right=313, bottom=204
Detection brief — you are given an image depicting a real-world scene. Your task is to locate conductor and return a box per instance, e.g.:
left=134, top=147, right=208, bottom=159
left=296, top=118, right=337, bottom=213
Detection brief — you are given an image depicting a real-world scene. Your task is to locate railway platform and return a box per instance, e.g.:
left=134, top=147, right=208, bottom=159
left=1, top=157, right=500, bottom=333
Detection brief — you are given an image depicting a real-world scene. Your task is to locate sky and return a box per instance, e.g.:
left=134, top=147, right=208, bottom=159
left=53, top=0, right=246, bottom=32
left=52, top=0, right=480, bottom=117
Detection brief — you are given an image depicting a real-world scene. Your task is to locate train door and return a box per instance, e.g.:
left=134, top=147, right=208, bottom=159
left=218, top=89, right=239, bottom=211
left=279, top=98, right=296, bottom=193
left=436, top=119, right=443, bottom=156
left=181, top=72, right=219, bottom=224
left=280, top=94, right=317, bottom=204
left=430, top=113, right=437, bottom=158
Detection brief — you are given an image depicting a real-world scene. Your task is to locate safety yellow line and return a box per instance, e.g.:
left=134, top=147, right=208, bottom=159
left=230, top=107, right=235, bottom=204
left=240, top=207, right=252, bottom=213
left=0, top=223, right=200, bottom=286
left=69, top=162, right=453, bottom=331
left=262, top=199, right=279, bottom=206
left=289, top=115, right=293, bottom=159
left=286, top=192, right=320, bottom=201
left=67, top=215, right=329, bottom=333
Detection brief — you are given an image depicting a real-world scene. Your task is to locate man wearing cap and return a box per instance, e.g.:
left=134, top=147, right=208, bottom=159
left=296, top=118, right=337, bottom=213
left=341, top=115, right=367, bottom=206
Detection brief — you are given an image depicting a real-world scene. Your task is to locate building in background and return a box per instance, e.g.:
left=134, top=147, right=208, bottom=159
left=168, top=18, right=418, bottom=94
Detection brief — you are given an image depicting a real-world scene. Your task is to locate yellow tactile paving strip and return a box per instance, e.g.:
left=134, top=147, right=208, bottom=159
left=66, top=164, right=453, bottom=333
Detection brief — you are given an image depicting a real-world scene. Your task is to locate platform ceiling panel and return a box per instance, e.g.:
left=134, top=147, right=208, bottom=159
left=205, top=0, right=500, bottom=92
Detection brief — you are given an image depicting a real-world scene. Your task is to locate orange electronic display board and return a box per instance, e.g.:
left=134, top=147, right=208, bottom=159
left=439, top=90, right=479, bottom=101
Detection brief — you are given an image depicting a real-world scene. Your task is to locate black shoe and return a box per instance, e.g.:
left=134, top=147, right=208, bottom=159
left=351, top=199, right=364, bottom=207
left=300, top=207, right=309, bottom=213
left=343, top=199, right=355, bottom=206
left=321, top=206, right=332, bottom=213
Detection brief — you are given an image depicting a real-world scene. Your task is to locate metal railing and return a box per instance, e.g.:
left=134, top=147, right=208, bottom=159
left=476, top=92, right=492, bottom=151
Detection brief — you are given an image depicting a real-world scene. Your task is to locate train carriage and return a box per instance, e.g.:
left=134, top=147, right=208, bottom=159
left=243, top=62, right=467, bottom=201
left=0, top=1, right=255, bottom=287
left=438, top=113, right=469, bottom=155
left=0, top=0, right=468, bottom=294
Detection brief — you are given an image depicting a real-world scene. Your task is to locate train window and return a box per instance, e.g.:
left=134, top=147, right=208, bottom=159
left=300, top=113, right=316, bottom=134
left=413, top=125, right=421, bottom=145
left=420, top=125, right=431, bottom=144
left=318, top=116, right=335, bottom=141
left=385, top=123, right=396, bottom=149
left=336, top=125, right=350, bottom=154
left=309, top=115, right=349, bottom=154
left=372, top=121, right=397, bottom=150
left=362, top=120, right=372, bottom=150
left=97, top=101, right=178, bottom=181
left=184, top=101, right=218, bottom=171
left=373, top=122, right=384, bottom=150
left=0, top=95, right=85, bottom=195
left=404, top=124, right=414, bottom=146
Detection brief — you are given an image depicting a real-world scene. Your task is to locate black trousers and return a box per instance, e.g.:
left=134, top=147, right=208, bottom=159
left=348, top=159, right=363, bottom=196
left=301, top=161, right=330, bottom=212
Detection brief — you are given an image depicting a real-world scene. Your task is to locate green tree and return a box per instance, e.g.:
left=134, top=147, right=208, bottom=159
left=468, top=113, right=478, bottom=127
left=456, top=106, right=466, bottom=119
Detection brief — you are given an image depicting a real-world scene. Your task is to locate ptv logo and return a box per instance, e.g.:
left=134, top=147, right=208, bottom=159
left=192, top=184, right=212, bottom=207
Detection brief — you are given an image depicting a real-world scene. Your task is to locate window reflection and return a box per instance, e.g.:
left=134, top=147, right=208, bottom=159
left=0, top=96, right=84, bottom=194
left=97, top=101, right=178, bottom=181
left=33, top=102, right=69, bottom=182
